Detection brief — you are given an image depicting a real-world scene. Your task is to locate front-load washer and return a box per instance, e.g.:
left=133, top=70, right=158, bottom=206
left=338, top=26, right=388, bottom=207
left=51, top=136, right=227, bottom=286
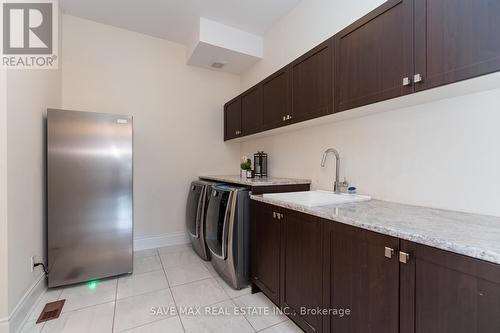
left=205, top=184, right=250, bottom=289
left=186, top=180, right=218, bottom=261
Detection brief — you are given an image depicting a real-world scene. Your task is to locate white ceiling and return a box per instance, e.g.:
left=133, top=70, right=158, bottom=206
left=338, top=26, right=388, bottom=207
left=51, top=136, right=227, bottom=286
left=59, top=0, right=301, bottom=45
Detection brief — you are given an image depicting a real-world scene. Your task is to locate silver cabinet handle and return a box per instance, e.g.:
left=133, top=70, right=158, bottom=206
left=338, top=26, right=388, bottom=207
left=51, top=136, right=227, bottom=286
left=399, top=251, right=410, bottom=264
left=273, top=212, right=277, bottom=219
left=384, top=247, right=395, bottom=259
left=402, top=77, right=411, bottom=86
left=413, top=74, right=423, bottom=83
left=282, top=115, right=286, bottom=121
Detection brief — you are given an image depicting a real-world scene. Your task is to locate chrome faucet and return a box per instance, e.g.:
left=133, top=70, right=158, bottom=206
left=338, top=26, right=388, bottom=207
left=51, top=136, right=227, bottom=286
left=321, top=148, right=341, bottom=194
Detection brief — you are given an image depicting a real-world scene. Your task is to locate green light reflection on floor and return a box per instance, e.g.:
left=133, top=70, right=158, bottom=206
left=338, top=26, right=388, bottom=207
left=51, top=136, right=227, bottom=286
left=86, top=280, right=99, bottom=289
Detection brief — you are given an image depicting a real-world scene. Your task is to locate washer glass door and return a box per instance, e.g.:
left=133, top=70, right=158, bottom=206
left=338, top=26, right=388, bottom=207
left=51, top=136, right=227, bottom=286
left=205, top=188, right=231, bottom=259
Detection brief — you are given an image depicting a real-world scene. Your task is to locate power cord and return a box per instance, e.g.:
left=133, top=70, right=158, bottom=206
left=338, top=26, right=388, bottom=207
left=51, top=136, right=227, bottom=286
left=34, top=262, right=49, bottom=275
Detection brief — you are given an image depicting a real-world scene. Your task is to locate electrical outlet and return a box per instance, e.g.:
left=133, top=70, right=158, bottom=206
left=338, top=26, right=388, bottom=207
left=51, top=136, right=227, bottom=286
left=30, top=256, right=35, bottom=272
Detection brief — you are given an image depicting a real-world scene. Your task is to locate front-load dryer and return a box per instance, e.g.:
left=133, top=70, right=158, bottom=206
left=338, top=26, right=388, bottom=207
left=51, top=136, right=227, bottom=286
left=186, top=180, right=218, bottom=261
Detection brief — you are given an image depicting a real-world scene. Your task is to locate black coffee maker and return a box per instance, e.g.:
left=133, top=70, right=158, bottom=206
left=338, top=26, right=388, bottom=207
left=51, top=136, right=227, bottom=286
left=254, top=151, right=268, bottom=177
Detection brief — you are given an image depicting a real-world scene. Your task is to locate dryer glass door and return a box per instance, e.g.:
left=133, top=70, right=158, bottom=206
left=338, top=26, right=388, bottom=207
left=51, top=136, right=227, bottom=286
left=205, top=188, right=231, bottom=259
left=186, top=183, right=203, bottom=238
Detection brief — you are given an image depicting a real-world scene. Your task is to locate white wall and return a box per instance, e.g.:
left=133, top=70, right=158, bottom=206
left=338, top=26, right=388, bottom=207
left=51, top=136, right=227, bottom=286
left=240, top=0, right=500, bottom=217
left=0, top=68, right=8, bottom=323
left=0, top=8, right=62, bottom=328
left=61, top=15, right=241, bottom=238
left=6, top=67, right=62, bottom=315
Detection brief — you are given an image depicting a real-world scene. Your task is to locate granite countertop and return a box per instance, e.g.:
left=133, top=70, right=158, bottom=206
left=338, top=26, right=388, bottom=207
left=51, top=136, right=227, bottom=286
left=199, top=175, right=312, bottom=187
left=251, top=195, right=500, bottom=265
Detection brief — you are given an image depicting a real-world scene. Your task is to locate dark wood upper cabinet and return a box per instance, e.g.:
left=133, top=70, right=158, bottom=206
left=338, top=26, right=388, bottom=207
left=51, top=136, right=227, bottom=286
left=241, top=85, right=263, bottom=135
left=323, top=222, right=400, bottom=333
left=291, top=38, right=334, bottom=122
left=224, top=97, right=241, bottom=141
left=400, top=240, right=500, bottom=333
left=262, top=67, right=290, bottom=130
left=414, top=0, right=500, bottom=91
left=224, top=0, right=500, bottom=140
left=281, top=209, right=323, bottom=333
left=251, top=201, right=281, bottom=305
left=335, top=0, right=414, bottom=112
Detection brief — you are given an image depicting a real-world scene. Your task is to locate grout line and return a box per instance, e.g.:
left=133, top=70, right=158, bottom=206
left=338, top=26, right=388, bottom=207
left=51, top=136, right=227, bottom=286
left=116, top=287, right=171, bottom=302
left=115, top=313, right=179, bottom=333
left=169, top=276, right=214, bottom=289
left=56, top=300, right=116, bottom=316
left=111, top=275, right=119, bottom=333
left=117, top=246, right=255, bottom=332
left=55, top=279, right=117, bottom=315
left=158, top=248, right=186, bottom=333
left=120, top=268, right=165, bottom=280
left=161, top=259, right=206, bottom=270
left=157, top=250, right=171, bottom=288
left=255, top=320, right=284, bottom=332
left=116, top=315, right=182, bottom=333
left=114, top=270, right=169, bottom=301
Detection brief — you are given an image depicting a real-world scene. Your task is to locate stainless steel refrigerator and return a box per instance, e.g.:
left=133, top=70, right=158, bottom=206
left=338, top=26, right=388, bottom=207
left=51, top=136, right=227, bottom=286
left=47, top=109, right=133, bottom=288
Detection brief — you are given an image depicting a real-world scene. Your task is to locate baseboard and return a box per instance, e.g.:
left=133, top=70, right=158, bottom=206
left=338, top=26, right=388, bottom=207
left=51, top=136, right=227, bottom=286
left=0, top=318, right=8, bottom=333
left=134, top=231, right=189, bottom=251
left=1, top=273, right=46, bottom=333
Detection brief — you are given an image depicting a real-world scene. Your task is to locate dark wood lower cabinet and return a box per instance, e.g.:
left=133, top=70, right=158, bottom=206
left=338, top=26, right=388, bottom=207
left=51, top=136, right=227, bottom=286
left=323, top=222, right=400, bottom=333
left=251, top=201, right=281, bottom=305
left=252, top=202, right=500, bottom=333
left=281, top=210, right=323, bottom=333
left=400, top=240, right=500, bottom=333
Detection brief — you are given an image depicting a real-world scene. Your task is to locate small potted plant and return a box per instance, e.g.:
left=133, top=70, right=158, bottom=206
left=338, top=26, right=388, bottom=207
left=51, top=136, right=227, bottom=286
left=240, top=156, right=252, bottom=178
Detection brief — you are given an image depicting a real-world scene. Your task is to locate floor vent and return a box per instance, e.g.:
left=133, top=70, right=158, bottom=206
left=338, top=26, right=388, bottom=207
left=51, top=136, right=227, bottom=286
left=36, top=300, right=65, bottom=323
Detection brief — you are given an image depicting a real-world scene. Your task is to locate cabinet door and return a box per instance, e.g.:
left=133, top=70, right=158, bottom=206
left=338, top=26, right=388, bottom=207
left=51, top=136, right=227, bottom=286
left=400, top=241, right=500, bottom=333
left=262, top=67, right=290, bottom=130
left=335, top=0, right=414, bottom=112
left=281, top=209, right=323, bottom=333
left=323, top=222, right=399, bottom=333
left=224, top=97, right=241, bottom=141
left=291, top=38, right=333, bottom=123
left=251, top=201, right=281, bottom=305
left=241, top=85, right=263, bottom=135
left=414, top=0, right=500, bottom=91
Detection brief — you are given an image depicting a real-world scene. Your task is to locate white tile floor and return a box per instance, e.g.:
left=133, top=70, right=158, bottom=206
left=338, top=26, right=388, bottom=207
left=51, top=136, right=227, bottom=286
left=20, top=244, right=303, bottom=333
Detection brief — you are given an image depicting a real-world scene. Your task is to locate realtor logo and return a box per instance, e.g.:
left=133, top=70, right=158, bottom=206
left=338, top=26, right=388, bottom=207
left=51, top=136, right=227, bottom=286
left=1, top=0, right=58, bottom=68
